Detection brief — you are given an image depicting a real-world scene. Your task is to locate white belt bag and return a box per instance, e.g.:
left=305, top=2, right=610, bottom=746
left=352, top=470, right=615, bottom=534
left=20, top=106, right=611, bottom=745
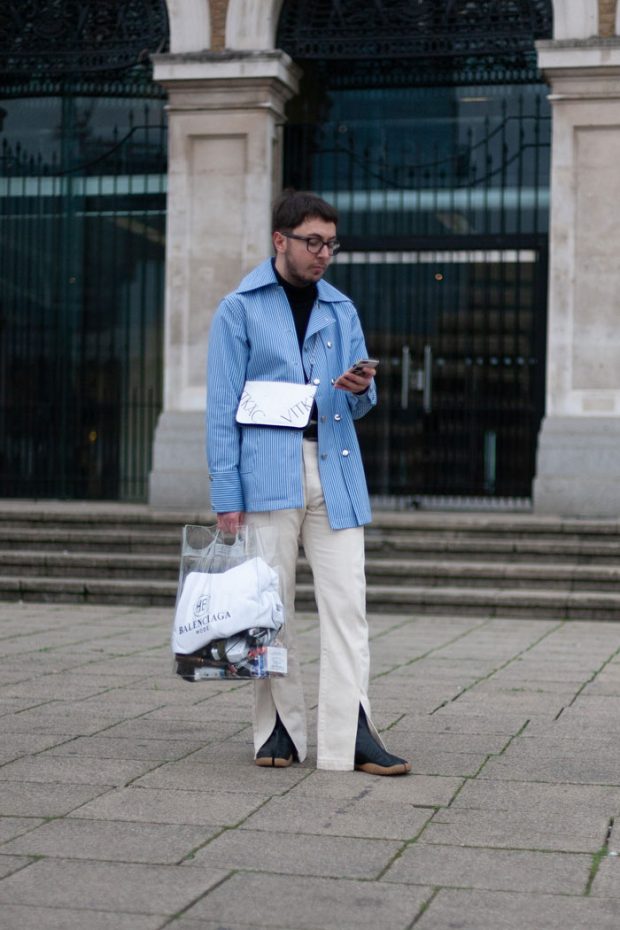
left=236, top=380, right=318, bottom=428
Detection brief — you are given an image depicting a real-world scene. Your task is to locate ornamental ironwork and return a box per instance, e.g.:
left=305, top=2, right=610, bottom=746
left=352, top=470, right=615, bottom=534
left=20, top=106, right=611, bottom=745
left=0, top=0, right=169, bottom=77
left=277, top=0, right=553, bottom=61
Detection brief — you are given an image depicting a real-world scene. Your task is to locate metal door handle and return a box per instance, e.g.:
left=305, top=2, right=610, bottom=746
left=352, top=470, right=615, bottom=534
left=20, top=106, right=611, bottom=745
left=423, top=344, right=432, bottom=413
left=401, top=346, right=410, bottom=410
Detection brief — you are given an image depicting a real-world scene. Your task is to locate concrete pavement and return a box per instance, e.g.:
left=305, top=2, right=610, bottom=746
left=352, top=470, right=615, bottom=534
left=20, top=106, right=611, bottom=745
left=1, top=602, right=620, bottom=929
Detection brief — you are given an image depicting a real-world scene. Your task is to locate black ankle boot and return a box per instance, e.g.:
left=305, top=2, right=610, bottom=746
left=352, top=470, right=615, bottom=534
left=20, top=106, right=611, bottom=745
left=255, top=713, right=298, bottom=768
left=355, top=706, right=411, bottom=776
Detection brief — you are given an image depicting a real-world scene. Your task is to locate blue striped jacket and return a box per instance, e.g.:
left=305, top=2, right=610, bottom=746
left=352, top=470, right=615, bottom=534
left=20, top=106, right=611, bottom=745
left=206, top=259, right=377, bottom=529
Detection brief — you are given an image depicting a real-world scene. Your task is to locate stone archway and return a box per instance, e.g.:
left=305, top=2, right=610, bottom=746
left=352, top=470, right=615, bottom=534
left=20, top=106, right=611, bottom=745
left=552, top=0, right=598, bottom=38
left=225, top=0, right=285, bottom=49
left=166, top=0, right=211, bottom=52
left=223, top=0, right=598, bottom=50
left=159, top=1, right=607, bottom=53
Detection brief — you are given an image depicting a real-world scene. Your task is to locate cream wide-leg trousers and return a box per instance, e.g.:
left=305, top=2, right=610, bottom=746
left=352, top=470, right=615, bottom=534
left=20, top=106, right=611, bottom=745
left=245, top=439, right=384, bottom=771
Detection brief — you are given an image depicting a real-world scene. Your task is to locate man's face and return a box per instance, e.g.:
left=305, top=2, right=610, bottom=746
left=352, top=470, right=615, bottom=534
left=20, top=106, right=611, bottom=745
left=273, top=217, right=337, bottom=287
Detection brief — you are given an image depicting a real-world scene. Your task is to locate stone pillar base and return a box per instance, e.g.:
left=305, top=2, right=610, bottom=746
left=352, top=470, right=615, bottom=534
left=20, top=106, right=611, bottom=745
left=148, top=411, right=212, bottom=511
left=533, top=416, right=620, bottom=517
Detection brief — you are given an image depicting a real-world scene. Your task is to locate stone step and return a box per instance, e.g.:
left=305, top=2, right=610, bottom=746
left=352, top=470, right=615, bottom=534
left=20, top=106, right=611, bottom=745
left=0, top=503, right=618, bottom=617
left=0, top=549, right=178, bottom=580
left=1, top=526, right=620, bottom=564
left=0, top=527, right=182, bottom=554
left=0, top=573, right=618, bottom=620
left=368, top=536, right=620, bottom=563
left=1, top=502, right=620, bottom=543
left=302, top=558, right=620, bottom=591
left=1, top=550, right=619, bottom=592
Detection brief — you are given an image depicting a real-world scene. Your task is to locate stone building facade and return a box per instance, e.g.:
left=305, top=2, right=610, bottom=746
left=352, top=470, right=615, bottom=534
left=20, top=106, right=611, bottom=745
left=144, top=0, right=620, bottom=516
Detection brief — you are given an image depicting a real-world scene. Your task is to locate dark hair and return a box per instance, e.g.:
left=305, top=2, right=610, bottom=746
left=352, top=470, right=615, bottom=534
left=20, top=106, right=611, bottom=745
left=271, top=188, right=338, bottom=233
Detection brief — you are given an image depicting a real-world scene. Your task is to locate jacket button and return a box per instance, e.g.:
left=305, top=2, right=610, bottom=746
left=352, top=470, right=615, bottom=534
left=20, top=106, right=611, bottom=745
left=342, top=449, right=350, bottom=456
left=326, top=340, right=332, bottom=348
left=313, top=377, right=320, bottom=385
left=321, top=453, right=327, bottom=460
left=334, top=414, right=341, bottom=422
left=330, top=378, right=336, bottom=385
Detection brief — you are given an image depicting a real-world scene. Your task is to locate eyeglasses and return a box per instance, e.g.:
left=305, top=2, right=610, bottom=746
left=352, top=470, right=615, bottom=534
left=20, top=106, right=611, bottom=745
left=281, top=232, right=341, bottom=255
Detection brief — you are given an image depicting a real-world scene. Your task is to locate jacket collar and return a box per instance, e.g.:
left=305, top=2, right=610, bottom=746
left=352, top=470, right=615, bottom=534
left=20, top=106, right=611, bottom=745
left=236, top=259, right=349, bottom=304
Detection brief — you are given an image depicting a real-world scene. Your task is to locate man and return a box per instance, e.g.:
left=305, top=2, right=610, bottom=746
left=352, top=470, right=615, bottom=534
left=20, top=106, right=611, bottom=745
left=206, top=189, right=410, bottom=776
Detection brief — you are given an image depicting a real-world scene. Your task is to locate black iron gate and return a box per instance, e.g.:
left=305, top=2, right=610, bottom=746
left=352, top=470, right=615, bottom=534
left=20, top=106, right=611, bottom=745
left=329, top=234, right=548, bottom=501
left=0, top=87, right=166, bottom=499
left=0, top=1, right=169, bottom=501
left=279, top=0, right=553, bottom=503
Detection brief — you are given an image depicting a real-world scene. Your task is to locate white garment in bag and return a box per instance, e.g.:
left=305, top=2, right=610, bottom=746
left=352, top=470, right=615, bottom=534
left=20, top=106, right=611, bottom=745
left=172, top=556, right=284, bottom=655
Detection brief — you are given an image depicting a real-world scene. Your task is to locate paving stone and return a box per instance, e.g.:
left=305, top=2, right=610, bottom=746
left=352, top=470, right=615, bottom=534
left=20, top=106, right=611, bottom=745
left=77, top=685, right=213, bottom=706
left=0, top=905, right=164, bottom=930
left=476, top=678, right=586, bottom=695
left=391, top=658, right=495, bottom=676
left=0, top=783, right=109, bottom=817
left=0, top=859, right=229, bottom=914
left=133, top=758, right=309, bottom=794
left=44, top=735, right=207, bottom=762
left=0, top=755, right=158, bottom=786
left=145, top=702, right=252, bottom=723
left=0, top=733, right=75, bottom=764
left=163, top=921, right=271, bottom=930
left=382, top=843, right=591, bottom=894
left=541, top=712, right=620, bottom=738
left=406, top=749, right=491, bottom=777
left=69, top=656, right=167, bottom=676
left=0, top=707, right=144, bottom=736
left=590, top=856, right=620, bottom=897
left=71, top=786, right=268, bottom=827
left=416, top=888, right=620, bottom=929
left=188, top=738, right=264, bottom=766
left=419, top=806, right=609, bottom=852
left=289, top=770, right=463, bottom=807
left=0, top=818, right=45, bottom=843
left=187, top=828, right=402, bottom=878
left=452, top=778, right=620, bottom=816
left=68, top=692, right=172, bottom=713
left=427, top=710, right=532, bottom=733
left=2, top=818, right=213, bottom=864
left=481, top=736, right=620, bottom=784
left=3, top=602, right=620, bottom=929
left=242, top=795, right=432, bottom=840
left=0, top=857, right=33, bottom=879
left=584, top=680, right=620, bottom=696
left=571, top=696, right=620, bottom=715
left=182, top=872, right=432, bottom=929
left=0, top=679, right=116, bottom=701
left=449, top=691, right=571, bottom=715
left=101, top=716, right=243, bottom=741
left=608, top=820, right=620, bottom=851
left=385, top=727, right=511, bottom=754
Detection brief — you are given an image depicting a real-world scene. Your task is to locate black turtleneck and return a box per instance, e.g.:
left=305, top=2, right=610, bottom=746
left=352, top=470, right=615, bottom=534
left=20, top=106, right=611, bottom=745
left=273, top=260, right=317, bottom=354
left=273, top=260, right=318, bottom=437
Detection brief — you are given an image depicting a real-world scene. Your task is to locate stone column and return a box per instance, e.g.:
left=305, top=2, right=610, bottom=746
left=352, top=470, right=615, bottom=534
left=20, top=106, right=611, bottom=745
left=533, top=39, right=620, bottom=516
left=148, top=51, right=299, bottom=509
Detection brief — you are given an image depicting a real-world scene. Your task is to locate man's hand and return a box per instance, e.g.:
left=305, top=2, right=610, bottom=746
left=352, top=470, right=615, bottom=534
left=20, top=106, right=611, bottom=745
left=334, top=365, right=376, bottom=394
left=217, top=511, right=244, bottom=534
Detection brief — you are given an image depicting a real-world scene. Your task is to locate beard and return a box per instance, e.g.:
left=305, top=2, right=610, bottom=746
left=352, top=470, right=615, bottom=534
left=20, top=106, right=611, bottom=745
left=279, top=252, right=327, bottom=287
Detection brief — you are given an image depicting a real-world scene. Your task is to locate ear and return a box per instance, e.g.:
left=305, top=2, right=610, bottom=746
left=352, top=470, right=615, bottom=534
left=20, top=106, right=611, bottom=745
left=273, top=230, right=287, bottom=253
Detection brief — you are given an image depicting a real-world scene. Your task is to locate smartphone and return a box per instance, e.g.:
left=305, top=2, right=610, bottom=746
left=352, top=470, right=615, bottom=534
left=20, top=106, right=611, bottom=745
left=349, top=358, right=380, bottom=375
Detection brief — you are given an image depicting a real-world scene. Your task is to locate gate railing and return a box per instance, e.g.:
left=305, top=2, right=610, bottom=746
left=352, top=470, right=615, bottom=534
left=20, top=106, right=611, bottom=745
left=0, top=91, right=167, bottom=500
left=283, top=86, right=551, bottom=499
